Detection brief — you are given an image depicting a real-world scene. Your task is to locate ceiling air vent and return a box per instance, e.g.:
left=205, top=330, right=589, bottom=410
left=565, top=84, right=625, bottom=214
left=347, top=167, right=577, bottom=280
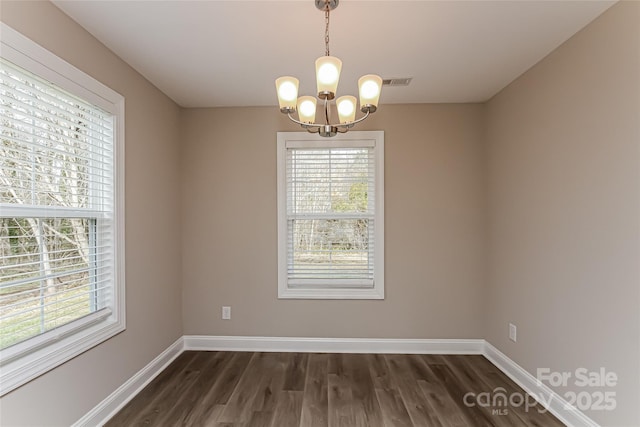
left=382, top=77, right=413, bottom=87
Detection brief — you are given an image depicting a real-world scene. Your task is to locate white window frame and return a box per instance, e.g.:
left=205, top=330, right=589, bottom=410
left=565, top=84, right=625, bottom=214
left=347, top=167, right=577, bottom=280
left=0, top=23, right=125, bottom=396
left=277, top=131, right=384, bottom=299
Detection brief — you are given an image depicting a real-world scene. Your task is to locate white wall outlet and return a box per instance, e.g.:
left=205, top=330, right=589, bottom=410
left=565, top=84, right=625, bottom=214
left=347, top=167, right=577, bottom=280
left=222, top=306, right=231, bottom=320
left=509, top=323, right=517, bottom=342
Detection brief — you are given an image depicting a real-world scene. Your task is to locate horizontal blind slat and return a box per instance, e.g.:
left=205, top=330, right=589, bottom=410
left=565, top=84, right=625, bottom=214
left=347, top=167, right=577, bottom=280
left=1, top=87, right=113, bottom=137
left=0, top=123, right=114, bottom=155
left=0, top=281, right=110, bottom=315
left=0, top=111, right=113, bottom=149
left=0, top=131, right=113, bottom=166
left=0, top=59, right=111, bottom=117
left=0, top=259, right=112, bottom=287
left=1, top=60, right=112, bottom=128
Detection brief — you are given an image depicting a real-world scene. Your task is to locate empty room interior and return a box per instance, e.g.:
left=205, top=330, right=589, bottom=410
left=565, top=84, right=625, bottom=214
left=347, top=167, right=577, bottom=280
left=0, top=1, right=638, bottom=426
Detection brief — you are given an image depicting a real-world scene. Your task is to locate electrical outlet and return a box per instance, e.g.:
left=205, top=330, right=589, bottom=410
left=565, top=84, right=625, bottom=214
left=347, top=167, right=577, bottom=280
left=222, top=306, right=231, bottom=320
left=509, top=323, right=517, bottom=342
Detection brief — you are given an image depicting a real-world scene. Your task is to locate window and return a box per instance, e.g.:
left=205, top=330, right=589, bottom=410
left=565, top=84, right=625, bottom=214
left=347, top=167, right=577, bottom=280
left=0, top=24, right=124, bottom=395
left=277, top=131, right=384, bottom=299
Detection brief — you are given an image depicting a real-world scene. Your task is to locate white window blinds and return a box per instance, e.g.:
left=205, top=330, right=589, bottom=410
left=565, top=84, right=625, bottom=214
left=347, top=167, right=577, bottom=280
left=287, top=145, right=375, bottom=286
left=278, top=132, right=384, bottom=300
left=0, top=58, right=115, bottom=350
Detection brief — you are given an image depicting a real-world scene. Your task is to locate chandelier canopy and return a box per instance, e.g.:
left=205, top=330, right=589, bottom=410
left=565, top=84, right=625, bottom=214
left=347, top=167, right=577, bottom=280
left=275, top=0, right=382, bottom=137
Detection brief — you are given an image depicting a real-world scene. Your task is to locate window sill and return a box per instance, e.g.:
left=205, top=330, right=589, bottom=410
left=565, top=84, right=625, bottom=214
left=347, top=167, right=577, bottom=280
left=278, top=286, right=384, bottom=300
left=0, top=315, right=125, bottom=396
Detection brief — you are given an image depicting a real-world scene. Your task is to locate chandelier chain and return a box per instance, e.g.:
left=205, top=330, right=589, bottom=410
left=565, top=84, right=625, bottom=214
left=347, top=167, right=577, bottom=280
left=325, top=6, right=330, bottom=56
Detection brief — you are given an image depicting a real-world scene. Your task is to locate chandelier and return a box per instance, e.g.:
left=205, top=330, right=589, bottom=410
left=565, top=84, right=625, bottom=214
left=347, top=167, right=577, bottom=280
left=275, top=0, right=382, bottom=137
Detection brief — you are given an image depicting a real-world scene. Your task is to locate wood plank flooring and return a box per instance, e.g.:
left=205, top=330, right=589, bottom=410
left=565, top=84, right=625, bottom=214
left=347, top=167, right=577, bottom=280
left=106, top=352, right=565, bottom=427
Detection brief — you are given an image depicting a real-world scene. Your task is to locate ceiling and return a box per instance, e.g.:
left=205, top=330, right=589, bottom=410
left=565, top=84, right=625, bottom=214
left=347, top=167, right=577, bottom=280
left=52, top=0, right=615, bottom=108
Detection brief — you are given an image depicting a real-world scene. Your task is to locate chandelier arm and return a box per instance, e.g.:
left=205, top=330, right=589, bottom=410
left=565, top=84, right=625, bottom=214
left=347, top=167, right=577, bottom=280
left=335, top=109, right=371, bottom=129
left=286, top=109, right=371, bottom=130
left=286, top=111, right=321, bottom=130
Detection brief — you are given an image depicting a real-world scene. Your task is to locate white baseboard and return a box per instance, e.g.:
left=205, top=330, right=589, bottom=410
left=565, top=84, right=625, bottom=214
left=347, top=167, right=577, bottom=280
left=72, top=336, right=184, bottom=427
left=484, top=341, right=599, bottom=427
left=183, top=335, right=485, bottom=354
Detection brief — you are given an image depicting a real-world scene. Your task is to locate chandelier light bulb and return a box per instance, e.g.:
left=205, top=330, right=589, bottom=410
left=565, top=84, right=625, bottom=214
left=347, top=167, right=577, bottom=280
left=360, top=80, right=379, bottom=99
left=318, top=63, right=339, bottom=85
left=279, top=82, right=297, bottom=101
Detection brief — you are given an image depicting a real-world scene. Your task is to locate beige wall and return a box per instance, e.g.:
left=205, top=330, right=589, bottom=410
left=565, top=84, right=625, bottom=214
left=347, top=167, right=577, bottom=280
left=485, top=2, right=640, bottom=426
left=181, top=104, right=487, bottom=339
left=0, top=2, right=183, bottom=426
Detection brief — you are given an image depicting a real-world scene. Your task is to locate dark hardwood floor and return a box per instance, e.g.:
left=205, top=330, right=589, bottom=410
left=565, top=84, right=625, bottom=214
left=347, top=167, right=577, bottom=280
left=106, top=351, right=565, bottom=427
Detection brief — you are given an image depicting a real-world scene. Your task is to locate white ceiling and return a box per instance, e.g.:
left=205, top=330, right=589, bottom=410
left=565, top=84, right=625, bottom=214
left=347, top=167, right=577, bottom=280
left=52, top=0, right=615, bottom=108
